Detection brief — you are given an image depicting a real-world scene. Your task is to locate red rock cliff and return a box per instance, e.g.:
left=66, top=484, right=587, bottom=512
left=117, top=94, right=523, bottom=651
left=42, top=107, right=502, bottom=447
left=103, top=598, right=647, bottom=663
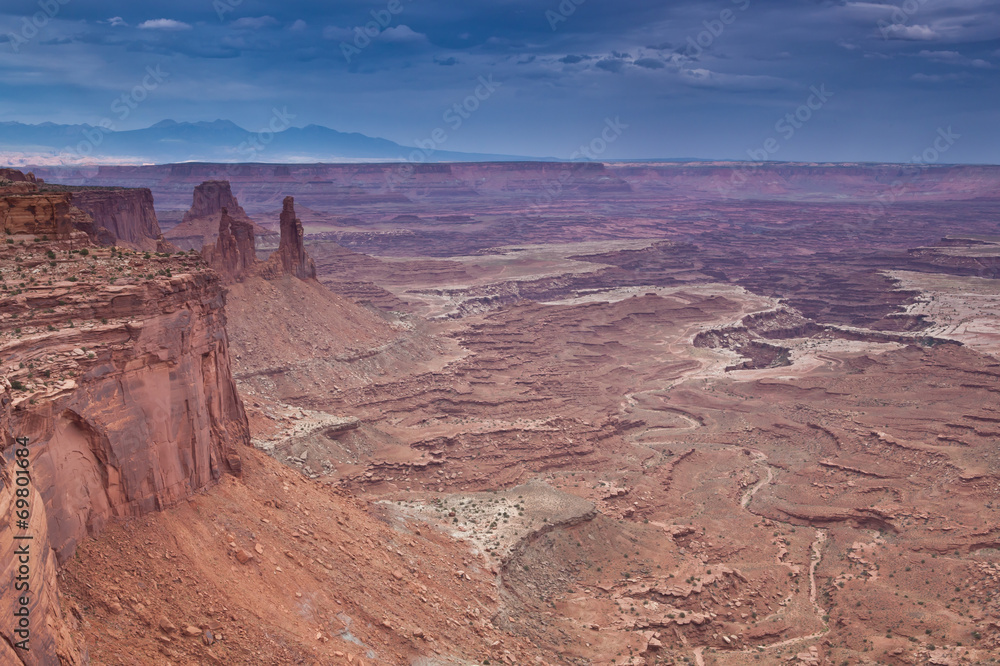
left=2, top=170, right=164, bottom=250
left=1, top=172, right=78, bottom=239
left=1, top=384, right=84, bottom=666
left=69, top=188, right=163, bottom=251
left=3, top=271, right=248, bottom=560
left=0, top=168, right=40, bottom=186
left=184, top=180, right=249, bottom=222
left=0, top=196, right=249, bottom=664
left=202, top=207, right=257, bottom=282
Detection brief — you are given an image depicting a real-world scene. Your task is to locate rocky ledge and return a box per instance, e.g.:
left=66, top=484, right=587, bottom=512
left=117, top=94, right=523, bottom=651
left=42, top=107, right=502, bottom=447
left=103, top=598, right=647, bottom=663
left=0, top=174, right=250, bottom=665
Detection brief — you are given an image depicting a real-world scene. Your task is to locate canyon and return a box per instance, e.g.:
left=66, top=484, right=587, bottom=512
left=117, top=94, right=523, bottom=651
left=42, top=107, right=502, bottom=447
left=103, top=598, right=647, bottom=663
left=3, top=161, right=1000, bottom=665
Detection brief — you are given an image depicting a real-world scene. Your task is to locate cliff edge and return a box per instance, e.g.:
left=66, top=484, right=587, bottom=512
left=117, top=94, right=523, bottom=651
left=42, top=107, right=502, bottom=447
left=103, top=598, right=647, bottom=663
left=0, top=171, right=250, bottom=665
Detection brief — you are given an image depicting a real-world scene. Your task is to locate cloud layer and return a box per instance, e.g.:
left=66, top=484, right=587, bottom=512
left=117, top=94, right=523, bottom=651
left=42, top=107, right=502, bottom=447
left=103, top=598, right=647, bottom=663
left=0, top=0, right=997, bottom=161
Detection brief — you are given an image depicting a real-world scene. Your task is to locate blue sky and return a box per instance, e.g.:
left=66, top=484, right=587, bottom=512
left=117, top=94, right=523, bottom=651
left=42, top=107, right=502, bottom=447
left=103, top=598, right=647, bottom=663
left=1, top=0, right=998, bottom=162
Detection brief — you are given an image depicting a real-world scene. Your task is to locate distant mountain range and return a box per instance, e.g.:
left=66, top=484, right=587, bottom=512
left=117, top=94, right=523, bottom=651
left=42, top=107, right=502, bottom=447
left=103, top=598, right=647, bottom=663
left=0, top=119, right=550, bottom=165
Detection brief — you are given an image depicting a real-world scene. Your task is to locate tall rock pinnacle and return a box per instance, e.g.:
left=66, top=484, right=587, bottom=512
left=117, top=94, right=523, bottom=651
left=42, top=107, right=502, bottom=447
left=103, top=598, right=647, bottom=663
left=203, top=207, right=257, bottom=282
left=203, top=194, right=316, bottom=283
left=274, top=196, right=316, bottom=280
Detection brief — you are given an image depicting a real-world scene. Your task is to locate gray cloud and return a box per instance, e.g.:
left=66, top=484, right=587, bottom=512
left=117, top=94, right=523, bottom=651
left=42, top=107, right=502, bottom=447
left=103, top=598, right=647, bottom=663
left=634, top=57, right=665, bottom=69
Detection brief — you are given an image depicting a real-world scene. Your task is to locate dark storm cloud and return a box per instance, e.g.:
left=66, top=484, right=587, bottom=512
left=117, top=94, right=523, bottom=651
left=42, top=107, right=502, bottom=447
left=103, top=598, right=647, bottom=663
left=595, top=56, right=628, bottom=73
left=0, top=0, right=998, bottom=161
left=634, top=57, right=666, bottom=69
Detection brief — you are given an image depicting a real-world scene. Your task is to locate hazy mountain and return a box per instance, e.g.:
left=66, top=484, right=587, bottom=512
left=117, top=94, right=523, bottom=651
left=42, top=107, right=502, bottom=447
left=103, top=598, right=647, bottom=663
left=0, top=120, right=547, bottom=164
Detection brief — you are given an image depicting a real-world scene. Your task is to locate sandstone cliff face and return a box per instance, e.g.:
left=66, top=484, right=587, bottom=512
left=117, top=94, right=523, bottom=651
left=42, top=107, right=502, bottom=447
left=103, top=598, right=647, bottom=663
left=166, top=181, right=272, bottom=251
left=184, top=180, right=250, bottom=222
left=0, top=385, right=83, bottom=666
left=202, top=207, right=257, bottom=282
left=0, top=186, right=249, bottom=664
left=1, top=191, right=77, bottom=238
left=4, top=272, right=248, bottom=561
left=0, top=171, right=145, bottom=248
left=69, top=188, right=162, bottom=251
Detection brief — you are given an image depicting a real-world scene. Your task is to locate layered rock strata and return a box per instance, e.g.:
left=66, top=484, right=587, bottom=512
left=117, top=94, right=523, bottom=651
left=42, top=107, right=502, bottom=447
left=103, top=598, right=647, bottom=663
left=68, top=188, right=163, bottom=251
left=1, top=172, right=80, bottom=239
left=0, top=172, right=250, bottom=664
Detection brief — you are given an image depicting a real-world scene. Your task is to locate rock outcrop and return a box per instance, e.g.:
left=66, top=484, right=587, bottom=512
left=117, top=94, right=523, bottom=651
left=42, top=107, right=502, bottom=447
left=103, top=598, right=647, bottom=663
left=260, top=196, right=316, bottom=280
left=2, top=270, right=249, bottom=561
left=0, top=168, right=38, bottom=182
left=1, top=170, right=162, bottom=251
left=202, top=207, right=257, bottom=282
left=0, top=192, right=250, bottom=664
left=203, top=196, right=316, bottom=283
left=69, top=188, right=163, bottom=251
left=1, top=172, right=81, bottom=240
left=1, top=190, right=79, bottom=238
left=187, top=180, right=250, bottom=222
left=165, top=181, right=272, bottom=251
left=0, top=168, right=41, bottom=190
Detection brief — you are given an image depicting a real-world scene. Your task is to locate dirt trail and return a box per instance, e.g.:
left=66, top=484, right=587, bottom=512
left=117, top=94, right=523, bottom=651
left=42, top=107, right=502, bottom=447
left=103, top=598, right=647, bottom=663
left=810, top=529, right=828, bottom=616
left=740, top=451, right=773, bottom=509
left=695, top=452, right=829, bottom=662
